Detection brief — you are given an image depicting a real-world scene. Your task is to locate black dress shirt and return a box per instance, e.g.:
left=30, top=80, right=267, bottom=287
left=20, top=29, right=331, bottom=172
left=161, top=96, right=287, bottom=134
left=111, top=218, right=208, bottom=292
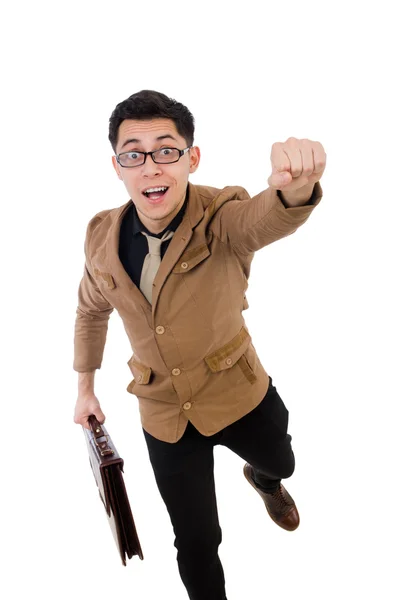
left=119, top=188, right=189, bottom=289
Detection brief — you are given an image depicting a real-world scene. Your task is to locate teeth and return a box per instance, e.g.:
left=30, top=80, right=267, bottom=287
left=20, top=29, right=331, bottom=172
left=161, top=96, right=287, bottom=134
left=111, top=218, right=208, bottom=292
left=144, top=186, right=168, bottom=194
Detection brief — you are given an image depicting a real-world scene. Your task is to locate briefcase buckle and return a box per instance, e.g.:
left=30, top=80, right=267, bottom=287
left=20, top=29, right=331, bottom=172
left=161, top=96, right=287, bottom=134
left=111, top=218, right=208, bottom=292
left=93, top=434, right=114, bottom=457
left=100, top=448, right=114, bottom=457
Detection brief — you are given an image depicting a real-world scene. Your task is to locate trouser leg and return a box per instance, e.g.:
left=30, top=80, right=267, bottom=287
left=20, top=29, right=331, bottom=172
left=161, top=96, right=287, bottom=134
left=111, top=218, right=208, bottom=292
left=143, top=422, right=227, bottom=600
left=220, top=376, right=295, bottom=493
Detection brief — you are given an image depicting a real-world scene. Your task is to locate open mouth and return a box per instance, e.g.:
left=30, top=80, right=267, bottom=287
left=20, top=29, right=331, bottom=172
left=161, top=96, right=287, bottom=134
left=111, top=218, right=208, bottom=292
left=142, top=186, right=169, bottom=203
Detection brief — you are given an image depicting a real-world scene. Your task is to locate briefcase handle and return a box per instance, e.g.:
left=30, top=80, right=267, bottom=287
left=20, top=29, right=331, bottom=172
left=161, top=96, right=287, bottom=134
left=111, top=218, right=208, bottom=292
left=88, top=415, right=114, bottom=457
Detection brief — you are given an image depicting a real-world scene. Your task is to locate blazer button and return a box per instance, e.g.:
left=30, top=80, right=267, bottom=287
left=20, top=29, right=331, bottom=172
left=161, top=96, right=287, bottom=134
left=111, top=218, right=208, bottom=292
left=226, top=358, right=233, bottom=366
left=183, top=402, right=192, bottom=410
left=181, top=262, right=188, bottom=269
left=155, top=325, right=165, bottom=334
left=172, top=368, right=181, bottom=376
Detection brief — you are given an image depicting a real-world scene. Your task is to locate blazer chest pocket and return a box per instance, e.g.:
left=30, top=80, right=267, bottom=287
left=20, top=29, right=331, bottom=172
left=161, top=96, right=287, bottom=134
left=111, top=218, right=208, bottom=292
left=94, top=268, right=116, bottom=290
left=126, top=356, right=152, bottom=393
left=172, top=240, right=211, bottom=274
left=204, top=326, right=258, bottom=385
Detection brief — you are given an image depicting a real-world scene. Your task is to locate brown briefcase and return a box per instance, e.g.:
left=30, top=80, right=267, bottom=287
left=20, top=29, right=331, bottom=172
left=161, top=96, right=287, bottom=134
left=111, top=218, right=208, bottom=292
left=83, top=415, right=144, bottom=566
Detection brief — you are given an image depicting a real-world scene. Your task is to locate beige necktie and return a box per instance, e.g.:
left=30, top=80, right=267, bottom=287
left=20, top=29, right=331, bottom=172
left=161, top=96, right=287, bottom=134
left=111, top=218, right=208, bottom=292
left=140, top=230, right=174, bottom=303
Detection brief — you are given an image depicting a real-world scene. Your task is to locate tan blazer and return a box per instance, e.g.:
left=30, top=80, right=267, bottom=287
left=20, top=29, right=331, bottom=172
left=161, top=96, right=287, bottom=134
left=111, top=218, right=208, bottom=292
left=74, top=181, right=323, bottom=442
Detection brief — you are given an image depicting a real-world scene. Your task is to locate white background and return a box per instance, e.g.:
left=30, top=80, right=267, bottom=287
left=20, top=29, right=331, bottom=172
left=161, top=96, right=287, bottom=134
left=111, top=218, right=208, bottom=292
left=1, top=1, right=396, bottom=598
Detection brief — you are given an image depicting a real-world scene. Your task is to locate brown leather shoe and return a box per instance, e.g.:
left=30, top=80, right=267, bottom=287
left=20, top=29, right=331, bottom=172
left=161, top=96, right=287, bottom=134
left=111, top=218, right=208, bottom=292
left=243, top=463, right=300, bottom=531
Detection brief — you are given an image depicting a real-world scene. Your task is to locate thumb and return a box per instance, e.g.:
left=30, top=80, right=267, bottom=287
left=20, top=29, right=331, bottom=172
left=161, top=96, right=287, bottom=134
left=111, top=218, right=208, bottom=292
left=268, top=170, right=292, bottom=189
left=83, top=410, right=106, bottom=430
left=93, top=407, right=106, bottom=424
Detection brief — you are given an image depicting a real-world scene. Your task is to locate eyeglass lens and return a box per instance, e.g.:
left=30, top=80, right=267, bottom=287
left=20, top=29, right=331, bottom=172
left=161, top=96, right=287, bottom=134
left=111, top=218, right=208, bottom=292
left=118, top=148, right=180, bottom=167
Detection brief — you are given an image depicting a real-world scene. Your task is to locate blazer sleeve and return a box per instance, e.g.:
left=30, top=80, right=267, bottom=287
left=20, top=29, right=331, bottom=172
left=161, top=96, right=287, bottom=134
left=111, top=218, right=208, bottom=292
left=210, top=181, right=323, bottom=255
left=73, top=220, right=114, bottom=372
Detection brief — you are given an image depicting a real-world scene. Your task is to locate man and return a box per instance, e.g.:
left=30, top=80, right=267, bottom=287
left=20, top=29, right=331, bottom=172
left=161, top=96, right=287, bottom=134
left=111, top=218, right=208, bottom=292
left=73, top=90, right=326, bottom=599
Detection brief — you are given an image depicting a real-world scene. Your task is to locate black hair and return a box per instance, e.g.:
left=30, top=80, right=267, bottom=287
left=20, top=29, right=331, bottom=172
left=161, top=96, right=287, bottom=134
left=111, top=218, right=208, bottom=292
left=108, top=89, right=195, bottom=153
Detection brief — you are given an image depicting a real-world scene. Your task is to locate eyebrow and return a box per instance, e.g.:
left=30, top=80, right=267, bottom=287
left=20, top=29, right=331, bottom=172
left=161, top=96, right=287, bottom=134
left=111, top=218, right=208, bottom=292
left=120, top=134, right=178, bottom=150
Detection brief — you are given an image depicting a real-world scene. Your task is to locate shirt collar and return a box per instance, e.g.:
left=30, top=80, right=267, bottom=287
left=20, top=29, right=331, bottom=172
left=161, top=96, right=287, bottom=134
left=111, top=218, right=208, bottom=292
left=131, top=186, right=189, bottom=238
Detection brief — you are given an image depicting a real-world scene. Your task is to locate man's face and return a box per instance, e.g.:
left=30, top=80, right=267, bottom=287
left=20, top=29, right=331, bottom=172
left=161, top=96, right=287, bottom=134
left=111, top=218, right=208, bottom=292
left=112, top=118, right=200, bottom=233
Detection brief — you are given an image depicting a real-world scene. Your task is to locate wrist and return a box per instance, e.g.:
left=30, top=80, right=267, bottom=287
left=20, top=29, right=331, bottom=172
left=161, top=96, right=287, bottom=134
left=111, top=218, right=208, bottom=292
left=279, top=182, right=315, bottom=207
left=78, top=371, right=96, bottom=394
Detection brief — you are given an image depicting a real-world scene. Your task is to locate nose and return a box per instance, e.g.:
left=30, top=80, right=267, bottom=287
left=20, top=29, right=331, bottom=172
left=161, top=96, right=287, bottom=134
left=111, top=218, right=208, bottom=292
left=141, top=153, right=163, bottom=177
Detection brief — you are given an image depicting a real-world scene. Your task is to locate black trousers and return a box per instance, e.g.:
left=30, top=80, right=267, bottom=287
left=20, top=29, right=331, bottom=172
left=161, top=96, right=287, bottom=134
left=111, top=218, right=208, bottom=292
left=142, top=376, right=295, bottom=600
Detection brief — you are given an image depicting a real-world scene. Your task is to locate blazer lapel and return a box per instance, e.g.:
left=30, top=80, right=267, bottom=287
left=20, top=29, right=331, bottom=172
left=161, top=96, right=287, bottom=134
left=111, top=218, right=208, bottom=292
left=150, top=217, right=193, bottom=313
left=103, top=201, right=153, bottom=311
left=151, top=182, right=206, bottom=315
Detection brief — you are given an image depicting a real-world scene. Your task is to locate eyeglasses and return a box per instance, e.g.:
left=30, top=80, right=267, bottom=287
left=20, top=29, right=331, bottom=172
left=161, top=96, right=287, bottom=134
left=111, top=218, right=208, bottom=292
left=115, top=146, right=191, bottom=168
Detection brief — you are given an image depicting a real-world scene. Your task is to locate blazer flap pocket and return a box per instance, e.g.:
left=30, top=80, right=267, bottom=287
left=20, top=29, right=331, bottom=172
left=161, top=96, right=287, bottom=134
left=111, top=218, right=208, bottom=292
left=127, top=356, right=152, bottom=384
left=172, top=243, right=211, bottom=274
left=205, top=326, right=251, bottom=373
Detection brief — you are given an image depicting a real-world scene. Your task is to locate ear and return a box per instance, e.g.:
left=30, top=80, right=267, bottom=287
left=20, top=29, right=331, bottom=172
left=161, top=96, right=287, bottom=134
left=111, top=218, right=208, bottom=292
left=189, top=146, right=201, bottom=174
left=111, top=155, right=123, bottom=180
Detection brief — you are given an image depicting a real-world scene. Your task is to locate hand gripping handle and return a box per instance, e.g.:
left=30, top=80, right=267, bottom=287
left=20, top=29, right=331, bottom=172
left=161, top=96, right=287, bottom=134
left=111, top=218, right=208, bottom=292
left=88, top=415, right=114, bottom=457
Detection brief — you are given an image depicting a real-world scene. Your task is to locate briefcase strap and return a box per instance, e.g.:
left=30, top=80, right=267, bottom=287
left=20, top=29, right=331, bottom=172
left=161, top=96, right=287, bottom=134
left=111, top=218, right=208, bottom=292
left=88, top=415, right=114, bottom=457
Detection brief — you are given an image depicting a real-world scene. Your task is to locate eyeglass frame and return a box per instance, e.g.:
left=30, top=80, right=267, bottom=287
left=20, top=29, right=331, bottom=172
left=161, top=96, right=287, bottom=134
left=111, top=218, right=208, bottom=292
left=115, top=146, right=192, bottom=168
